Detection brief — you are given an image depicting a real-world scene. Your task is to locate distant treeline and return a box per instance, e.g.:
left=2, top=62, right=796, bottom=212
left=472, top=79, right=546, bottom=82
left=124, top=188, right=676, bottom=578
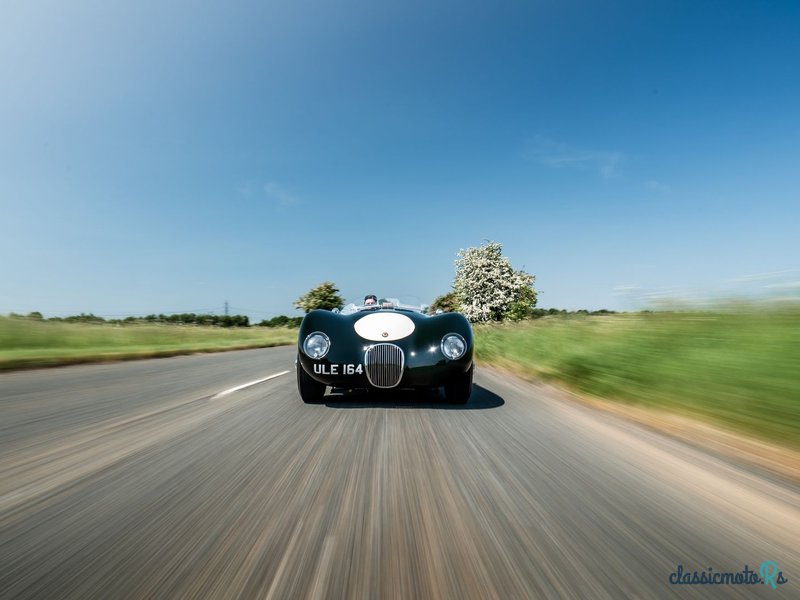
left=256, top=315, right=304, bottom=328
left=528, top=308, right=616, bottom=317
left=430, top=307, right=617, bottom=318
left=9, top=309, right=615, bottom=328
left=10, top=311, right=304, bottom=328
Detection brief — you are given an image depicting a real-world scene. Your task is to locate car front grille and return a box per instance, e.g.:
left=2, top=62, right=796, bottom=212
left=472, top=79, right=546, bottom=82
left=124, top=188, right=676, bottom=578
left=364, top=343, right=404, bottom=388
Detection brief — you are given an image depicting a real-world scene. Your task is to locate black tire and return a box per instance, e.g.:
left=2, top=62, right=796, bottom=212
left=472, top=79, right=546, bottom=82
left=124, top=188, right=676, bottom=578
left=297, top=355, right=326, bottom=403
left=444, top=364, right=473, bottom=404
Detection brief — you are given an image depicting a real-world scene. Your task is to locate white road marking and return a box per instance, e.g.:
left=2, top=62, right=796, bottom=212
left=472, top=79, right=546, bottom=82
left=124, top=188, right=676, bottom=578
left=212, top=370, right=291, bottom=399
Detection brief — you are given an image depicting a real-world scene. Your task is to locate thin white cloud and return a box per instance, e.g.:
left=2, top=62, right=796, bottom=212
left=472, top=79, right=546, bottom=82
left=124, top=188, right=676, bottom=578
left=612, top=284, right=640, bottom=296
left=263, top=181, right=299, bottom=206
left=615, top=273, right=800, bottom=308
left=645, top=180, right=670, bottom=193
left=726, top=269, right=800, bottom=283
left=763, top=281, right=800, bottom=289
left=525, top=136, right=625, bottom=179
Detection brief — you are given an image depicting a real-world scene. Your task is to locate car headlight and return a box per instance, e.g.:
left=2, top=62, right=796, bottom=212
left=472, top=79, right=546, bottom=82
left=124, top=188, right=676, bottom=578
left=441, top=333, right=466, bottom=360
left=303, top=332, right=331, bottom=359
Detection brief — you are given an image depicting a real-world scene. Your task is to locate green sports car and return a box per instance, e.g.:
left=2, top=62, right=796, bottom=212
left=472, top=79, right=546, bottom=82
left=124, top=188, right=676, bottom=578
left=296, top=299, right=473, bottom=404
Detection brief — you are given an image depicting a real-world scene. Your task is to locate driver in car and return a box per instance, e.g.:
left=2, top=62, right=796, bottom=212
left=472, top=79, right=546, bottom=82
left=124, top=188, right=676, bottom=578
left=364, top=294, right=378, bottom=306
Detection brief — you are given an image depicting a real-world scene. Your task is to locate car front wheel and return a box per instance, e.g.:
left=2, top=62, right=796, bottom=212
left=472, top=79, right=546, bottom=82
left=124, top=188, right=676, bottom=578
left=444, top=364, right=473, bottom=404
left=297, top=355, right=326, bottom=403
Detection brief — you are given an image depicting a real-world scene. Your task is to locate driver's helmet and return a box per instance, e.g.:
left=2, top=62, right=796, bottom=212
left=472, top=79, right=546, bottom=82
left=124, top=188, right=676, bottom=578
left=364, top=294, right=378, bottom=306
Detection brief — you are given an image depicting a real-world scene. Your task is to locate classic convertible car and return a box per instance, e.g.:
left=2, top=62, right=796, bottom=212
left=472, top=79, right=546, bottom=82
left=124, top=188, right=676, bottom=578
left=296, top=298, right=473, bottom=403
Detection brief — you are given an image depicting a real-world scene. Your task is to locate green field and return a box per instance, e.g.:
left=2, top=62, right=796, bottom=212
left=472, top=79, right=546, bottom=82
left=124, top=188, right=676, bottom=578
left=0, top=317, right=296, bottom=370
left=474, top=308, right=800, bottom=449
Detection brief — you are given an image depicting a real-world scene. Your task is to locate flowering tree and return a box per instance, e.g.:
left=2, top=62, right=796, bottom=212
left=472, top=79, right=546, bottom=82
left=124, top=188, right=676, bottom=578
left=453, top=241, right=537, bottom=322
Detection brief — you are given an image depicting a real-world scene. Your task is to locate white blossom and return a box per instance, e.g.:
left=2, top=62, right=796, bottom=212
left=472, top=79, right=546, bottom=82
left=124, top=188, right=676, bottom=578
left=453, top=241, right=537, bottom=322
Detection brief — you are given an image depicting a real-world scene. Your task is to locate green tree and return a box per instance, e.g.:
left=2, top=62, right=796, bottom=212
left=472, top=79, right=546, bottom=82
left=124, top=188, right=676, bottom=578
left=430, top=292, right=460, bottom=313
left=293, top=281, right=345, bottom=313
left=505, top=284, right=538, bottom=321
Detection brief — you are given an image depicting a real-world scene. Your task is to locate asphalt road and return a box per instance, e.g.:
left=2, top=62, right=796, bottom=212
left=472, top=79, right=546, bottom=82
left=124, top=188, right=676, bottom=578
left=1, top=347, right=798, bottom=599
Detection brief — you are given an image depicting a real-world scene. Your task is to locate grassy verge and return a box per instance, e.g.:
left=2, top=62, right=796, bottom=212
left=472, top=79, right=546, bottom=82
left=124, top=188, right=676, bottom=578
left=474, top=308, right=800, bottom=450
left=0, top=317, right=296, bottom=370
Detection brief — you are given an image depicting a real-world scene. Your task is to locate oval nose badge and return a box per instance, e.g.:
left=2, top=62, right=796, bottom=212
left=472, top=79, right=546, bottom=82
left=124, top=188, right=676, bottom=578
left=354, top=313, right=415, bottom=341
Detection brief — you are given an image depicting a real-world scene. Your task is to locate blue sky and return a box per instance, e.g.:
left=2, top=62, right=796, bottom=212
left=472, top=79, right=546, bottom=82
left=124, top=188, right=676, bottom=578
left=1, top=0, right=798, bottom=319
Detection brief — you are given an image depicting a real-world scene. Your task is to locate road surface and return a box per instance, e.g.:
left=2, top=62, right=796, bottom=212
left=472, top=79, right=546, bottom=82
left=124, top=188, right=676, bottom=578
left=1, top=347, right=797, bottom=598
